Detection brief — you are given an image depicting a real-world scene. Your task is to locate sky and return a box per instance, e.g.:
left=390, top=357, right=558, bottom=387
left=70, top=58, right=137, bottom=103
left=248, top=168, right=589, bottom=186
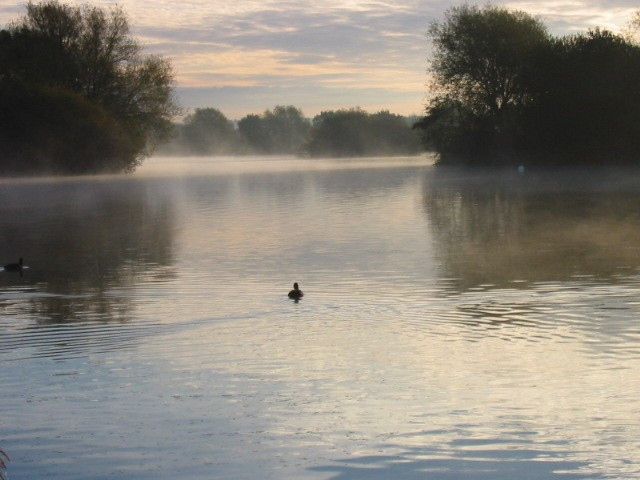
left=0, top=0, right=638, bottom=119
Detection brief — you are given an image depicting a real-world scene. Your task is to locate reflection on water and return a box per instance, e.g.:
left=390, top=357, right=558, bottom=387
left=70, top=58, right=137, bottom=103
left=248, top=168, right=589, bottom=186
left=0, top=178, right=176, bottom=359
left=312, top=440, right=595, bottom=480
left=423, top=167, right=640, bottom=289
left=1, top=157, right=639, bottom=479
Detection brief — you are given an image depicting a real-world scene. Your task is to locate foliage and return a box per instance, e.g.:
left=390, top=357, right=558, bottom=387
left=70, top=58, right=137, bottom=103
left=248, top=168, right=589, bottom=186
left=522, top=29, right=640, bottom=164
left=305, top=108, right=423, bottom=157
left=417, top=4, right=640, bottom=166
left=421, top=4, right=548, bottom=164
left=429, top=5, right=548, bottom=117
left=181, top=108, right=240, bottom=155
left=0, top=1, right=178, bottom=174
left=0, top=83, right=140, bottom=174
left=624, top=10, right=640, bottom=44
left=413, top=98, right=488, bottom=163
left=237, top=114, right=270, bottom=153
left=161, top=105, right=311, bottom=156
left=238, top=105, right=310, bottom=154
left=261, top=105, right=311, bottom=154
left=159, top=105, right=423, bottom=158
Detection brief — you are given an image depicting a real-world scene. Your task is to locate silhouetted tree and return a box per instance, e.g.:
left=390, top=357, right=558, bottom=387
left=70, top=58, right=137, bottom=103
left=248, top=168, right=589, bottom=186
left=429, top=5, right=547, bottom=117
left=306, top=108, right=423, bottom=157
left=417, top=4, right=640, bottom=166
left=181, top=108, right=239, bottom=155
left=0, top=83, right=138, bottom=173
left=160, top=105, right=422, bottom=158
left=413, top=97, right=482, bottom=160
left=235, top=106, right=310, bottom=154
left=261, top=105, right=311, bottom=154
left=522, top=29, right=640, bottom=164
left=0, top=1, right=178, bottom=174
left=419, top=4, right=548, bottom=164
left=237, top=114, right=270, bottom=153
left=625, top=10, right=640, bottom=44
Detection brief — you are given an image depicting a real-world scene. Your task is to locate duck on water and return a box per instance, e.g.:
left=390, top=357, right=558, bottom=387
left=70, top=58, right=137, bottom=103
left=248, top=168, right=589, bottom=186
left=288, top=282, right=303, bottom=300
left=3, top=258, right=23, bottom=272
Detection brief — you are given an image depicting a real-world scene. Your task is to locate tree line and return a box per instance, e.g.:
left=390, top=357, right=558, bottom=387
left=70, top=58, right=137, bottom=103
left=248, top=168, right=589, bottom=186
left=415, top=4, right=640, bottom=166
left=7, top=2, right=640, bottom=173
left=158, top=106, right=423, bottom=157
left=0, top=1, right=422, bottom=175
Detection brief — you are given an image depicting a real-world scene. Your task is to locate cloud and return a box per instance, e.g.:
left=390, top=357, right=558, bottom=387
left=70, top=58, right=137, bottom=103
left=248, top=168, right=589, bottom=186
left=128, top=2, right=432, bottom=111
left=123, top=0, right=636, bottom=115
left=504, top=0, right=636, bottom=32
left=0, top=0, right=637, bottom=115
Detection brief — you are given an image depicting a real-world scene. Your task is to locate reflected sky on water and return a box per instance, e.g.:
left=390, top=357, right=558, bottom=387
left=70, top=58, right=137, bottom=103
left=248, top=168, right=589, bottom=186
left=1, top=157, right=639, bottom=479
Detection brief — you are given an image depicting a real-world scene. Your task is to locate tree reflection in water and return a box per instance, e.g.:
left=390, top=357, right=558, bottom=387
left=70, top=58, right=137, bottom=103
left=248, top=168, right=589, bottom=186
left=0, top=178, right=176, bottom=326
left=423, top=167, right=640, bottom=291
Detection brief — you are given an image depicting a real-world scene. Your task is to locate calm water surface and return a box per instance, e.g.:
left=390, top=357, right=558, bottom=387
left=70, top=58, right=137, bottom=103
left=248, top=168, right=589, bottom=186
left=1, top=156, right=639, bottom=479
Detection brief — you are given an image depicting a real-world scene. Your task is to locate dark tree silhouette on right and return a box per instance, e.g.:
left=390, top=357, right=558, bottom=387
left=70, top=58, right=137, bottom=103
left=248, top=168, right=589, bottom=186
left=416, top=4, right=640, bottom=167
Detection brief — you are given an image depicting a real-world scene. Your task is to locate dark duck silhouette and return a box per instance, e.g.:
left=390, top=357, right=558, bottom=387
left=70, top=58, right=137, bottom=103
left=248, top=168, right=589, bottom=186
left=288, top=282, right=303, bottom=300
left=3, top=257, right=23, bottom=272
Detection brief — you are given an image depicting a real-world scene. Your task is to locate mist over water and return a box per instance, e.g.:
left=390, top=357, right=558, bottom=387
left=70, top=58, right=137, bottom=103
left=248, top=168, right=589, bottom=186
left=1, top=156, right=639, bottom=479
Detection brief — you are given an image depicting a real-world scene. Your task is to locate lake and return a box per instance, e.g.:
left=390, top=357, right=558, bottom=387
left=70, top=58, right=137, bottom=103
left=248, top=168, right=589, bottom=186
left=1, top=156, right=639, bottom=479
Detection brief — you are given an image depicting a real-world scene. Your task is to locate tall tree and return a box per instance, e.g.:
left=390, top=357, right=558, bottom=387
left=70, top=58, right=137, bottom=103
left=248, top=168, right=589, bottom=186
left=0, top=1, right=178, bottom=174
left=429, top=4, right=548, bottom=117
left=238, top=114, right=270, bottom=153
left=522, top=29, right=640, bottom=163
left=261, top=106, right=311, bottom=154
left=306, top=108, right=422, bottom=157
left=182, top=108, right=239, bottom=155
left=419, top=4, right=548, bottom=164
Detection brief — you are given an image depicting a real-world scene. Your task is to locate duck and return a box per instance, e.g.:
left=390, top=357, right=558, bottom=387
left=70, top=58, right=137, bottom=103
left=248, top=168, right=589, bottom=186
left=288, top=282, right=304, bottom=300
left=3, top=257, right=23, bottom=272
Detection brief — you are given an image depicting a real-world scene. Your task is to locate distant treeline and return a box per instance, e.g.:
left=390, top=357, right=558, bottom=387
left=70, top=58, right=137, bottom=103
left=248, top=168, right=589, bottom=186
left=158, top=106, right=424, bottom=157
left=415, top=5, right=640, bottom=166
left=0, top=1, right=178, bottom=175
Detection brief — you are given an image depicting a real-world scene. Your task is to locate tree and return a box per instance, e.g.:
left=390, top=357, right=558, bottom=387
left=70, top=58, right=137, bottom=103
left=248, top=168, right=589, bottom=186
left=305, top=108, right=423, bottom=157
left=0, top=83, right=138, bottom=173
left=237, top=106, right=310, bottom=154
left=261, top=106, right=311, bottom=154
left=368, top=110, right=424, bottom=155
left=419, top=5, right=640, bottom=166
left=429, top=4, right=548, bottom=117
left=413, top=98, right=483, bottom=160
left=419, top=4, right=548, bottom=164
left=238, top=114, right=270, bottom=153
left=0, top=1, right=178, bottom=174
left=522, top=29, right=640, bottom=164
left=624, top=10, right=640, bottom=44
left=181, top=108, right=239, bottom=155
left=306, top=108, right=368, bottom=157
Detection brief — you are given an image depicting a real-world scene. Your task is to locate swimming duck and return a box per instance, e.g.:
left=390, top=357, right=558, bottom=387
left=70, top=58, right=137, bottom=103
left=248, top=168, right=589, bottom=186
left=3, top=258, right=23, bottom=272
left=288, top=282, right=304, bottom=300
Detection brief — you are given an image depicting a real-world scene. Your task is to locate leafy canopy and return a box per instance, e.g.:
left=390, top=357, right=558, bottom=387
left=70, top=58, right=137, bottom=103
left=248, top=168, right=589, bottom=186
left=429, top=4, right=548, bottom=116
left=0, top=1, right=178, bottom=174
left=418, top=4, right=640, bottom=166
